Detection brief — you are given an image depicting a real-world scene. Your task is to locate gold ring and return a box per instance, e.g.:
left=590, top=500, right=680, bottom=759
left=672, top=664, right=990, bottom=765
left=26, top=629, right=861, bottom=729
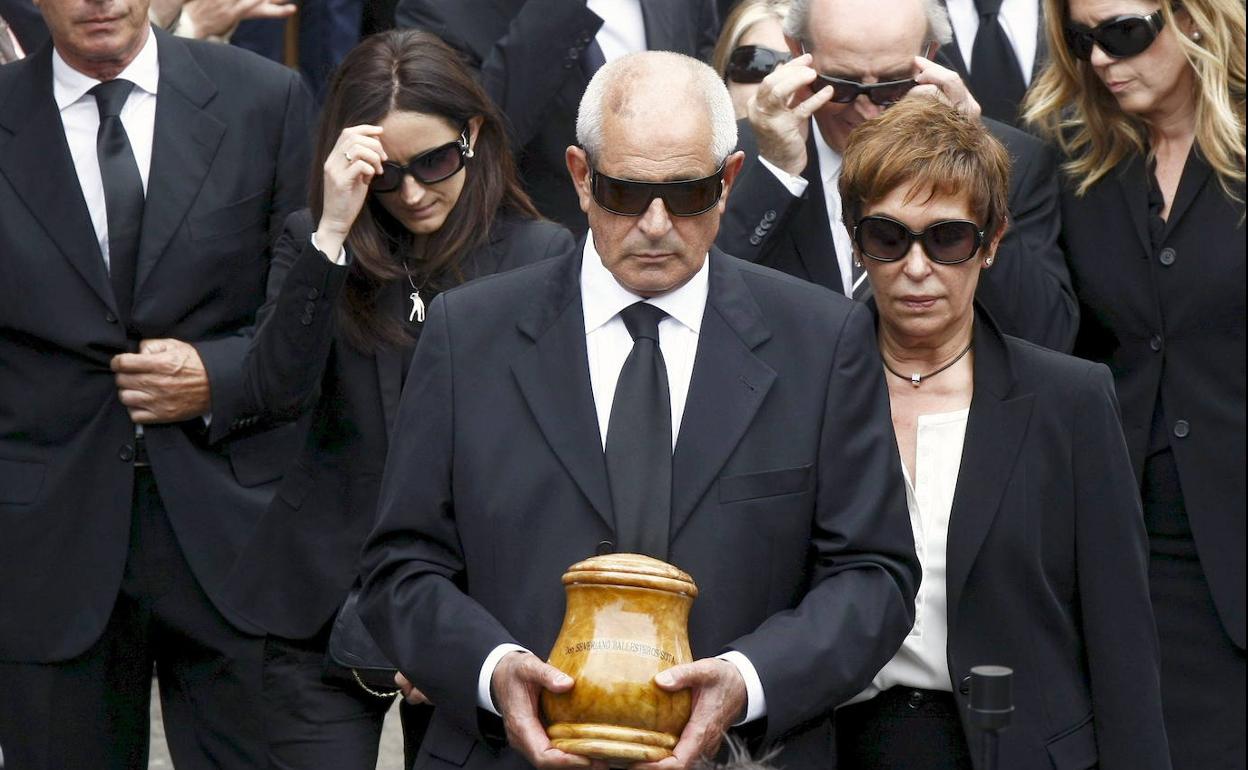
left=344, top=150, right=353, bottom=163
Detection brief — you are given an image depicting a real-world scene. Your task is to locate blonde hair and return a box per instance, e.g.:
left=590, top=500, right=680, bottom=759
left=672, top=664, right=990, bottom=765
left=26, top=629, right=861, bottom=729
left=1023, top=0, right=1245, bottom=200
left=839, top=96, right=1012, bottom=238
left=711, top=0, right=791, bottom=79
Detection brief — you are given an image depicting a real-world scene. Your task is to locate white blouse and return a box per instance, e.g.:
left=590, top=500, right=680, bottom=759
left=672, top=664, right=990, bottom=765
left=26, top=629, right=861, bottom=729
left=847, top=407, right=970, bottom=704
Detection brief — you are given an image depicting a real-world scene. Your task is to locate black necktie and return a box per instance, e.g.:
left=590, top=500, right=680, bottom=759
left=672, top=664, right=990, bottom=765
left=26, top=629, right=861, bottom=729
left=605, top=302, right=672, bottom=560
left=968, top=0, right=1027, bottom=125
left=92, top=79, right=145, bottom=326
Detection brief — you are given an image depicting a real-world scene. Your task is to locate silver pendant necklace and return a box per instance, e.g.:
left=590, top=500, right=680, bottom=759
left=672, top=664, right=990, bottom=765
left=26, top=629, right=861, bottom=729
left=402, top=259, right=431, bottom=323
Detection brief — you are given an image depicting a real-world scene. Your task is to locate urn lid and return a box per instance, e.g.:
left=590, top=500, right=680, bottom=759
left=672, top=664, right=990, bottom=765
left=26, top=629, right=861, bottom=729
left=561, top=553, right=699, bottom=597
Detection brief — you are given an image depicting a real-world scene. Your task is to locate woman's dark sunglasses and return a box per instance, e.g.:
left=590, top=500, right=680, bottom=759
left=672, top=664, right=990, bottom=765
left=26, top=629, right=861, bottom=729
left=725, top=45, right=792, bottom=84
left=590, top=164, right=727, bottom=217
left=854, top=215, right=985, bottom=264
left=1063, top=9, right=1166, bottom=60
left=371, top=127, right=471, bottom=193
left=810, top=75, right=918, bottom=105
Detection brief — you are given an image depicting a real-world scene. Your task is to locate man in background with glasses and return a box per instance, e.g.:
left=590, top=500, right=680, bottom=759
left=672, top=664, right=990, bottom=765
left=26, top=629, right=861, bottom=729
left=357, top=49, right=920, bottom=769
left=717, top=0, right=1078, bottom=353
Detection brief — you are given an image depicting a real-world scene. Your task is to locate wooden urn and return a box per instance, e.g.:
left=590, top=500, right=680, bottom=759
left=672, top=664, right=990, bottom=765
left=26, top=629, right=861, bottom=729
left=541, top=553, right=699, bottom=766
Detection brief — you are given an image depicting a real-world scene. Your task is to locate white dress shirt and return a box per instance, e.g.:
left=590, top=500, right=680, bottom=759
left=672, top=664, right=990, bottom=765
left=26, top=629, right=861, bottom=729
left=586, top=0, right=647, bottom=62
left=758, top=120, right=858, bottom=298
left=946, top=0, right=1040, bottom=85
left=477, top=239, right=767, bottom=724
left=846, top=407, right=969, bottom=705
left=54, top=26, right=159, bottom=272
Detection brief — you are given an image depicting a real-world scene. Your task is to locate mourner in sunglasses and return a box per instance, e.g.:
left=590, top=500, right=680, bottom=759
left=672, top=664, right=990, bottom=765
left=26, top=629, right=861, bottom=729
left=715, top=0, right=1078, bottom=354
left=710, top=0, right=792, bottom=118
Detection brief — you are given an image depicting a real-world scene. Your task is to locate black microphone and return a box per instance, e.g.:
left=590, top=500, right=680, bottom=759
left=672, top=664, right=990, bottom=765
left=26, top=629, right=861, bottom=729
left=968, top=665, right=1013, bottom=770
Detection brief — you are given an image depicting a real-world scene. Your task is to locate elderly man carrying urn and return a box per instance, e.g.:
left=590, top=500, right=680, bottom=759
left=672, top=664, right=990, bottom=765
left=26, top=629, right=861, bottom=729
left=357, top=51, right=921, bottom=768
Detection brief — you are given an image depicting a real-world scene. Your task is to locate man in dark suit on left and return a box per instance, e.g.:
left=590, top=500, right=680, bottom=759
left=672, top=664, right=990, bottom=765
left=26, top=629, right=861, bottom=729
left=0, top=0, right=312, bottom=765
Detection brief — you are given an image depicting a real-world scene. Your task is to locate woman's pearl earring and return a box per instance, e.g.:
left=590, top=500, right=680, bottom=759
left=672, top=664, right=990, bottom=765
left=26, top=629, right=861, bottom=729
left=1191, top=31, right=1202, bottom=41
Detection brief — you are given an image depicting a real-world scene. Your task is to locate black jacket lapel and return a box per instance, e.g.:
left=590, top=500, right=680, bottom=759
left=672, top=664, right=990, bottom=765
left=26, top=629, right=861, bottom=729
left=1164, top=146, right=1213, bottom=239
left=1113, top=152, right=1155, bottom=256
left=670, top=252, right=776, bottom=538
left=0, top=48, right=116, bottom=313
left=946, top=314, right=1034, bottom=635
left=134, top=28, right=225, bottom=297
left=511, top=250, right=614, bottom=531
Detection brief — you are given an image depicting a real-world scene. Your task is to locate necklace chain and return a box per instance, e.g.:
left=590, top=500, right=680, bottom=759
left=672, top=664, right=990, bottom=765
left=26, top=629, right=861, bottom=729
left=882, top=337, right=973, bottom=387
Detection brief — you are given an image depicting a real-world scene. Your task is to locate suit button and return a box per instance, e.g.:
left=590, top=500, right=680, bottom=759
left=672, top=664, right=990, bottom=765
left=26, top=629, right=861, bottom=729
left=763, top=209, right=777, bottom=222
left=596, top=540, right=615, bottom=555
left=304, top=301, right=317, bottom=314
left=754, top=227, right=766, bottom=237
left=907, top=690, right=924, bottom=709
left=1173, top=419, right=1190, bottom=438
left=301, top=316, right=314, bottom=326
left=760, top=220, right=772, bottom=230
left=118, top=444, right=135, bottom=462
left=749, top=234, right=762, bottom=246
left=105, top=312, right=118, bottom=324
left=306, top=288, right=320, bottom=300
left=1158, top=247, right=1176, bottom=266
left=567, top=49, right=580, bottom=60
left=563, top=62, right=573, bottom=70
left=959, top=676, right=971, bottom=695
left=1149, top=334, right=1163, bottom=351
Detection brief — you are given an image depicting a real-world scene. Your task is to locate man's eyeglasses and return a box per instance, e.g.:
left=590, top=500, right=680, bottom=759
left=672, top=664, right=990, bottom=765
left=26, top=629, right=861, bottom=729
left=589, top=164, right=727, bottom=217
left=1063, top=9, right=1167, bottom=60
left=371, top=127, right=471, bottom=193
left=725, top=45, right=792, bottom=84
left=854, top=215, right=986, bottom=264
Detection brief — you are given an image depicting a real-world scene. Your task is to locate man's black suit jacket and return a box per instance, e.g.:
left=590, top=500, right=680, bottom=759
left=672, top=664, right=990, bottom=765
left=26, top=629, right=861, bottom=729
left=908, top=311, right=1170, bottom=769
left=358, top=246, right=921, bottom=767
left=221, top=210, right=574, bottom=639
left=0, top=28, right=312, bottom=662
left=394, top=0, right=718, bottom=233
left=718, top=117, right=1079, bottom=352
left=1062, top=151, right=1246, bottom=650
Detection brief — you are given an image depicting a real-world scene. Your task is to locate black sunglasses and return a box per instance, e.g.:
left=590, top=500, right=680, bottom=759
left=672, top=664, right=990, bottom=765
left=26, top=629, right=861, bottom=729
left=1063, top=9, right=1167, bottom=60
left=590, top=163, right=727, bottom=217
left=809, top=75, right=918, bottom=105
left=371, top=127, right=471, bottom=193
left=725, top=45, right=792, bottom=84
left=854, top=215, right=986, bottom=264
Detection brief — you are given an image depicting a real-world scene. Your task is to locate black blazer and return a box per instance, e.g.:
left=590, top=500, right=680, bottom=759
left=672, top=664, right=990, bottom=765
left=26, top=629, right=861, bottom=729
left=394, top=0, right=718, bottom=233
left=357, top=246, right=921, bottom=768
left=1062, top=150, right=1246, bottom=649
left=922, top=312, right=1170, bottom=770
left=220, top=210, right=575, bottom=639
left=718, top=117, right=1079, bottom=352
left=0, top=29, right=312, bottom=661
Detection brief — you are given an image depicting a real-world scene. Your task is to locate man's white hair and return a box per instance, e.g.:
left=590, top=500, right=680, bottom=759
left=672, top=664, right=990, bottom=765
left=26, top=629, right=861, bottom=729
left=575, top=51, right=738, bottom=165
left=784, top=0, right=953, bottom=46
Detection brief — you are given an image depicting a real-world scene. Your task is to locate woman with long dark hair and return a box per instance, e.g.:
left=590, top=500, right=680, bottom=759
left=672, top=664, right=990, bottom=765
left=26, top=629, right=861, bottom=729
left=216, top=29, right=574, bottom=767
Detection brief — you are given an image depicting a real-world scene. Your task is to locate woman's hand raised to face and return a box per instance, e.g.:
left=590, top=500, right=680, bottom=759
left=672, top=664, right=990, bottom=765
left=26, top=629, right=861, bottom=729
left=315, top=125, right=388, bottom=258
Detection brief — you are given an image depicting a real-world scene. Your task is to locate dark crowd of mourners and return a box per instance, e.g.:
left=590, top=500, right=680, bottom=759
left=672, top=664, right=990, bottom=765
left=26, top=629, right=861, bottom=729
left=0, top=0, right=1242, bottom=768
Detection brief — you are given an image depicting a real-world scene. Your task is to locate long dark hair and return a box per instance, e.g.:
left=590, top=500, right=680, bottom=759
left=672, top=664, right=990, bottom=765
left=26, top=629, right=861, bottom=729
left=311, top=29, right=541, bottom=351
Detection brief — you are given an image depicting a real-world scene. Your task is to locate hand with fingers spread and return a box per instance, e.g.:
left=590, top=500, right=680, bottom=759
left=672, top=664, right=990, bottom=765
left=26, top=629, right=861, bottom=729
left=490, top=651, right=605, bottom=769
left=630, top=659, right=748, bottom=770
left=316, top=125, right=389, bottom=258
left=110, top=338, right=211, bottom=423
left=909, top=56, right=982, bottom=119
left=394, top=672, right=432, bottom=705
left=746, top=52, right=837, bottom=177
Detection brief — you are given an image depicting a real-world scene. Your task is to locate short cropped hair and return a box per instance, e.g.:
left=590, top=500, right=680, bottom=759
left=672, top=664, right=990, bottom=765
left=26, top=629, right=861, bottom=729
left=576, top=51, right=739, bottom=164
left=838, top=97, right=1011, bottom=237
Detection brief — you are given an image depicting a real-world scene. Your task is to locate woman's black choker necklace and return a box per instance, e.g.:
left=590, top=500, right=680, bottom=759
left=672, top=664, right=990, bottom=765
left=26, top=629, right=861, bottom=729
left=883, top=337, right=973, bottom=387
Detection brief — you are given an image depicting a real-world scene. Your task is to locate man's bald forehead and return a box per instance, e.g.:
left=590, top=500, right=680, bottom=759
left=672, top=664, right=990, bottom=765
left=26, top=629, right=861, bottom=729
left=598, top=55, right=703, bottom=126
left=809, top=0, right=927, bottom=41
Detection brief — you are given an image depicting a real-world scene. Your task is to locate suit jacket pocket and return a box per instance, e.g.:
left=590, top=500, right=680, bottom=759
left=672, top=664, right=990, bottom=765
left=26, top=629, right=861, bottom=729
left=188, top=190, right=268, bottom=240
left=228, top=422, right=300, bottom=488
left=420, top=714, right=477, bottom=767
left=719, top=464, right=814, bottom=503
left=1045, top=713, right=1097, bottom=769
left=0, top=456, right=46, bottom=505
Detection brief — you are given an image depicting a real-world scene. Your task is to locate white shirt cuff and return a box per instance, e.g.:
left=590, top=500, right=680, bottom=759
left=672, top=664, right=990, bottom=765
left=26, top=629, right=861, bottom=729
left=757, top=156, right=809, bottom=198
left=477, top=643, right=530, bottom=716
left=309, top=232, right=348, bottom=266
left=718, top=650, right=767, bottom=725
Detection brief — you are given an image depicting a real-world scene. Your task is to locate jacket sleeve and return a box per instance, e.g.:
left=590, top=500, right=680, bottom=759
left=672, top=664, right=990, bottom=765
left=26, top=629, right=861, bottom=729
left=717, top=130, right=810, bottom=265
left=726, top=302, right=921, bottom=742
left=1072, top=364, right=1171, bottom=769
left=975, top=137, right=1079, bottom=352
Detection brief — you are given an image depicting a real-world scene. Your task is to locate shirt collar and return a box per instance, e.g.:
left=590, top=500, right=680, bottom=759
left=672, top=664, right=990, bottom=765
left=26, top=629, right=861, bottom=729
left=811, top=118, right=843, bottom=189
left=53, top=24, right=160, bottom=112
left=580, top=235, right=709, bottom=336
